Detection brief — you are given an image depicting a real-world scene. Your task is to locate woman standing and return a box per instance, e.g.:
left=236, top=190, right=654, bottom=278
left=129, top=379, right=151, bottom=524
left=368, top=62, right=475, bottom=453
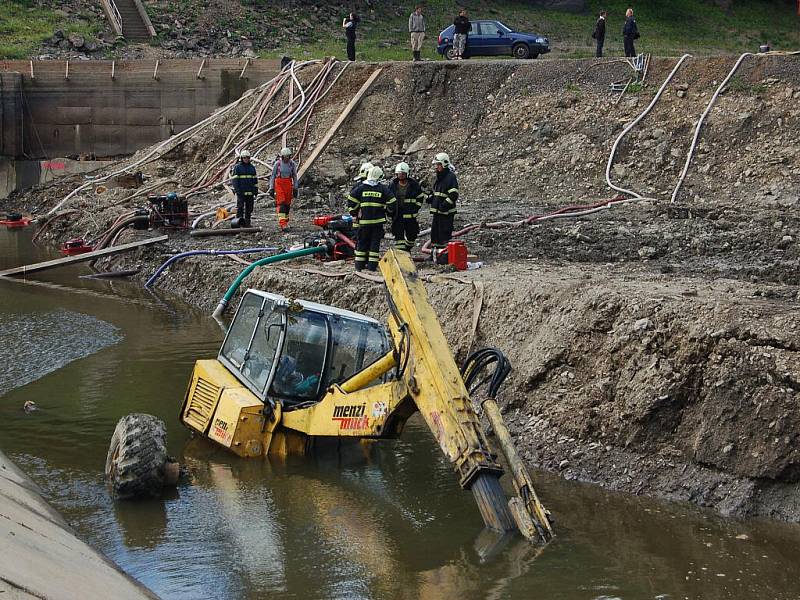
left=342, top=12, right=360, bottom=61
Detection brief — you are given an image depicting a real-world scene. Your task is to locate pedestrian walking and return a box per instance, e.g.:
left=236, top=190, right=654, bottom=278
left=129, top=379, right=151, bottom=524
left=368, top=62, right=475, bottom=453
left=231, top=150, right=258, bottom=227
left=409, top=6, right=426, bottom=61
left=428, top=152, right=458, bottom=249
left=592, top=10, right=607, bottom=58
left=347, top=166, right=397, bottom=271
left=452, top=9, right=470, bottom=60
left=343, top=11, right=360, bottom=61
left=388, top=162, right=425, bottom=251
left=623, top=8, right=640, bottom=58
left=268, top=147, right=298, bottom=231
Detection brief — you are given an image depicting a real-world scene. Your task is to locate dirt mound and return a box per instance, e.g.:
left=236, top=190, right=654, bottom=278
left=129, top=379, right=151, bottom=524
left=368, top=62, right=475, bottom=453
left=6, top=55, right=800, bottom=521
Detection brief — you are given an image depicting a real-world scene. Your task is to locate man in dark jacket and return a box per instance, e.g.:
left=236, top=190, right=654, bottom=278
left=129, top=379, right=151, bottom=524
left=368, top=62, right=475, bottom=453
left=389, top=162, right=426, bottom=252
left=343, top=12, right=360, bottom=61
left=592, top=10, right=607, bottom=58
left=347, top=165, right=396, bottom=271
left=231, top=149, right=258, bottom=227
left=429, top=152, right=458, bottom=249
left=623, top=8, right=639, bottom=58
left=452, top=9, right=470, bottom=60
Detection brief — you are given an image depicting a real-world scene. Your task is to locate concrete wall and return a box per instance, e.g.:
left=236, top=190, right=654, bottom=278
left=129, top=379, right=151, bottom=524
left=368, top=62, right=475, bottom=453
left=0, top=59, right=279, bottom=159
left=0, top=157, right=112, bottom=199
left=0, top=449, right=158, bottom=599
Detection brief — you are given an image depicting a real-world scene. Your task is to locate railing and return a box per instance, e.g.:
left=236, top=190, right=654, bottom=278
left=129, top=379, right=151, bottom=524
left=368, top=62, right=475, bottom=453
left=100, top=0, right=124, bottom=36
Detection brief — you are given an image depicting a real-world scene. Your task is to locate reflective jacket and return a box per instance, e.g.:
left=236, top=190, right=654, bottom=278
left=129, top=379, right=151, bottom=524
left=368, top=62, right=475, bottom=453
left=231, top=161, right=258, bottom=196
left=347, top=182, right=397, bottom=226
left=389, top=177, right=425, bottom=220
left=430, top=169, right=459, bottom=216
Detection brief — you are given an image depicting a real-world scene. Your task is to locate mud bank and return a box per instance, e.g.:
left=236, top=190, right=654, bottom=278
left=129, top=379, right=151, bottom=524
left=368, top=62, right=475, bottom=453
left=5, top=56, right=800, bottom=521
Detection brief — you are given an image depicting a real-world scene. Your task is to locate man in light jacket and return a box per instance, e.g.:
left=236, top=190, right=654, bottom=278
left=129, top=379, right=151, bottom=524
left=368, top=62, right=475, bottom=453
left=408, top=6, right=425, bottom=62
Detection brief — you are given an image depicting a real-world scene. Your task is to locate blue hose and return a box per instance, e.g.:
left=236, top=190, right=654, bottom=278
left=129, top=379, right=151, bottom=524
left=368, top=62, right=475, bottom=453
left=144, top=247, right=278, bottom=288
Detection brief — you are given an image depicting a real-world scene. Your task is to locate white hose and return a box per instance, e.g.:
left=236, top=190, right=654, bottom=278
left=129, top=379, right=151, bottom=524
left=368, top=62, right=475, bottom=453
left=670, top=52, right=752, bottom=203
left=605, top=54, right=692, bottom=200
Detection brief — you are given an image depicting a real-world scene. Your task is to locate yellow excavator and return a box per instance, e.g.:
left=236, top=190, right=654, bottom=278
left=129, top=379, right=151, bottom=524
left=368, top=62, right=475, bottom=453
left=106, top=250, right=553, bottom=544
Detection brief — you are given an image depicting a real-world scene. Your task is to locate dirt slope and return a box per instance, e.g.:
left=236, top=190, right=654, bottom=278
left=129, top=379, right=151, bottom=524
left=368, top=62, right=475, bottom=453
left=5, top=55, right=800, bottom=521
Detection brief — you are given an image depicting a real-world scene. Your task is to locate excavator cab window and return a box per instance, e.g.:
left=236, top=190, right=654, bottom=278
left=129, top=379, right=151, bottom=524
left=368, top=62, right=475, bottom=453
left=219, top=292, right=284, bottom=396
left=324, top=316, right=389, bottom=389
left=270, top=311, right=328, bottom=403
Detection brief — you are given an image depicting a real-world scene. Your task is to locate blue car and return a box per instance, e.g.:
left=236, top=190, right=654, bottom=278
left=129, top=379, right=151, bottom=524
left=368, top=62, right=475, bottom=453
left=436, top=19, right=550, bottom=60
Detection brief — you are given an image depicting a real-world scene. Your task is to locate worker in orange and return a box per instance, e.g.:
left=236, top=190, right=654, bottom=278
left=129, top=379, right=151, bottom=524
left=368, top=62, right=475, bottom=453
left=268, top=147, right=299, bottom=231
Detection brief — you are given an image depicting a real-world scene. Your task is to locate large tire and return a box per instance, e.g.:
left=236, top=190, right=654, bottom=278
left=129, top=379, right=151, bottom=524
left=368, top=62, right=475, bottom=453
left=105, top=413, right=168, bottom=500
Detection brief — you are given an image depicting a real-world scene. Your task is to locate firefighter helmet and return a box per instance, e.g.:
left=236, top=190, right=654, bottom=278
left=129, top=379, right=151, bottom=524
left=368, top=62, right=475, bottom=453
left=280, top=147, right=292, bottom=157
left=431, top=152, right=450, bottom=167
left=394, top=162, right=410, bottom=175
left=367, top=165, right=384, bottom=181
left=239, top=149, right=251, bottom=158
left=354, top=161, right=374, bottom=181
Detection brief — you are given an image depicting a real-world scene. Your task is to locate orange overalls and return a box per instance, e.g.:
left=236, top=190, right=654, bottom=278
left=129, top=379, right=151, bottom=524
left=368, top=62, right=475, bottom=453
left=271, top=158, right=297, bottom=230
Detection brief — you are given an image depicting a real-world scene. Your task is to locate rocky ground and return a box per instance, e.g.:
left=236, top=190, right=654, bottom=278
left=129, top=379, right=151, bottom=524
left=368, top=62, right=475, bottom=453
left=3, top=55, right=799, bottom=522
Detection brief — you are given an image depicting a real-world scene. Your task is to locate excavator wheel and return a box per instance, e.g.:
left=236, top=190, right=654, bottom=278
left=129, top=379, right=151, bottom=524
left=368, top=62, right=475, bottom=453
left=105, top=413, right=173, bottom=500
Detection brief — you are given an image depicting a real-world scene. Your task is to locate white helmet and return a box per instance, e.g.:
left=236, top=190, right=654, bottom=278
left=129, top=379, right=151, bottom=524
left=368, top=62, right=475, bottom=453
left=367, top=165, right=384, bottom=181
left=354, top=161, right=374, bottom=181
left=432, top=152, right=450, bottom=167
left=394, top=162, right=410, bottom=175
left=239, top=149, right=251, bottom=158
left=280, top=147, right=292, bottom=158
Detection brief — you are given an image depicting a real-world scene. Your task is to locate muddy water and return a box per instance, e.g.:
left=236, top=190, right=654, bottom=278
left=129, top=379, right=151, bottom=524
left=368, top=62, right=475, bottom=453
left=2, top=228, right=800, bottom=600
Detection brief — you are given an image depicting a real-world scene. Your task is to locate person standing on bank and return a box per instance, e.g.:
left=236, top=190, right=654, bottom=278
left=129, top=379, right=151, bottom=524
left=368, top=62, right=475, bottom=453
left=623, top=8, right=640, bottom=58
left=343, top=11, right=360, bottom=61
left=231, top=149, right=258, bottom=227
left=268, top=147, right=298, bottom=231
left=389, top=162, right=426, bottom=251
left=592, top=10, right=607, bottom=58
left=452, top=9, right=470, bottom=60
left=347, top=166, right=396, bottom=272
left=409, top=6, right=426, bottom=61
left=429, top=152, right=458, bottom=250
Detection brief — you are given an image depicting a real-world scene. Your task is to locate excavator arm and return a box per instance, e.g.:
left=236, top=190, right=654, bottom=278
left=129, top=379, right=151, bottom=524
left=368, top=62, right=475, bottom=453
left=280, top=250, right=553, bottom=543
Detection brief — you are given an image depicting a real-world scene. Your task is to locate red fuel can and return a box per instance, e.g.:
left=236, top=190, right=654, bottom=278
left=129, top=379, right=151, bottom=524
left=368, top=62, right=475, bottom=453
left=447, top=240, right=468, bottom=271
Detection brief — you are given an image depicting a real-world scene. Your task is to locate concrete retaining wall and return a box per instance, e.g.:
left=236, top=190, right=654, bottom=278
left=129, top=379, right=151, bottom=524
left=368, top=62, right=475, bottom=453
left=0, top=449, right=158, bottom=598
left=0, top=59, right=279, bottom=159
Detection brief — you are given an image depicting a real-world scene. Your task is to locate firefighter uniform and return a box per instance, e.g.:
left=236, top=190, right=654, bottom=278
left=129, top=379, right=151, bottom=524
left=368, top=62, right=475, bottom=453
left=231, top=159, right=259, bottom=226
left=347, top=179, right=396, bottom=271
left=389, top=176, right=425, bottom=252
left=429, top=168, right=459, bottom=248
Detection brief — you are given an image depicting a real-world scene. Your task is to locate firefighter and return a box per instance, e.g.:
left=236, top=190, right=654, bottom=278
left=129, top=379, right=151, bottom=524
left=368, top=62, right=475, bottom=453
left=388, top=162, right=425, bottom=252
left=347, top=161, right=373, bottom=240
left=429, top=152, right=458, bottom=249
left=347, top=165, right=396, bottom=271
left=268, top=147, right=298, bottom=231
left=231, top=149, right=258, bottom=227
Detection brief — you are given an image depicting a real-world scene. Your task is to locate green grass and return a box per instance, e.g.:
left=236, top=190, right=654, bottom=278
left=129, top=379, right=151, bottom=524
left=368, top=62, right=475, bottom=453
left=0, top=0, right=101, bottom=59
left=2, top=0, right=799, bottom=60
left=259, top=0, right=800, bottom=61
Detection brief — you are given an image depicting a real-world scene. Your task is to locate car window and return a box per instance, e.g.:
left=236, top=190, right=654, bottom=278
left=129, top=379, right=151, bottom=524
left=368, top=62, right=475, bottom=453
left=470, top=21, right=479, bottom=36
left=480, top=21, right=502, bottom=36
left=496, top=21, right=512, bottom=33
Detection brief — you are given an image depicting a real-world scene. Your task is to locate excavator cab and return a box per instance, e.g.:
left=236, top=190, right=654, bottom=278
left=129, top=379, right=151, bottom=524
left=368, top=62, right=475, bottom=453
left=217, top=290, right=390, bottom=408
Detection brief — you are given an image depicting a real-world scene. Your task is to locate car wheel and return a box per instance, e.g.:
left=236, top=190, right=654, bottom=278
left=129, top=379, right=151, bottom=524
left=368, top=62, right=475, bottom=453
left=512, top=43, right=530, bottom=59
left=444, top=46, right=456, bottom=60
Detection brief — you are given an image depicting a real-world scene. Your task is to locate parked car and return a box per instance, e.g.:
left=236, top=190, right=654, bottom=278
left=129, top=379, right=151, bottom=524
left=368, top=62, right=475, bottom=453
left=436, top=20, right=550, bottom=60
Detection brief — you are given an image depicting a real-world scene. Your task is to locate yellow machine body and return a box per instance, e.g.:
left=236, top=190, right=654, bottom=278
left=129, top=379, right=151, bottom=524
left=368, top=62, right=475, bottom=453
left=179, top=250, right=554, bottom=543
